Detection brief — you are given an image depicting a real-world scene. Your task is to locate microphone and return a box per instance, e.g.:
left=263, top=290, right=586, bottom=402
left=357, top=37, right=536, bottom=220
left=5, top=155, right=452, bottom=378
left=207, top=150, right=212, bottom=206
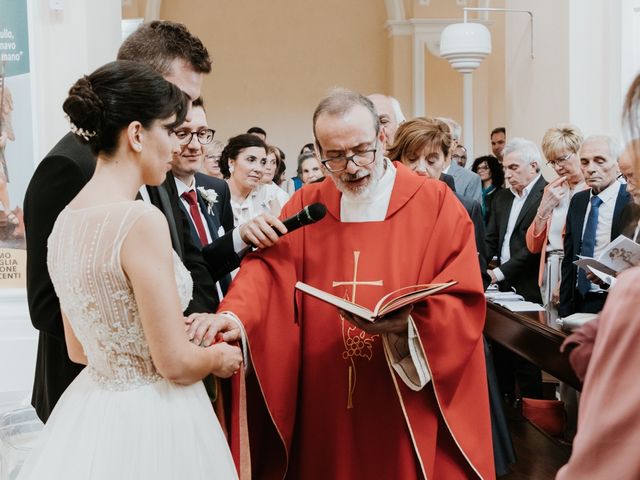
left=279, top=202, right=327, bottom=236
left=239, top=203, right=327, bottom=256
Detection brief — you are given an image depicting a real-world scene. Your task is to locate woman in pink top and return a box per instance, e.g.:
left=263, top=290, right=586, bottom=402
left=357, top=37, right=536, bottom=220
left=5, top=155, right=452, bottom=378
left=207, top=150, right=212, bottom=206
left=525, top=125, right=586, bottom=316
left=557, top=72, right=640, bottom=480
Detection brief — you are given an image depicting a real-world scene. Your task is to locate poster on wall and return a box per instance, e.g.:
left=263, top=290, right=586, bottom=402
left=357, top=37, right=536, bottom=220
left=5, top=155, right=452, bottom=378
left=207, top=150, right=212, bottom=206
left=0, top=0, right=33, bottom=288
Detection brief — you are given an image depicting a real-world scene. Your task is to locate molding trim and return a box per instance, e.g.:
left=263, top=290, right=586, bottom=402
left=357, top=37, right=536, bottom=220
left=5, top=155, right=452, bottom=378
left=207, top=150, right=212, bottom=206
left=384, top=0, right=406, bottom=22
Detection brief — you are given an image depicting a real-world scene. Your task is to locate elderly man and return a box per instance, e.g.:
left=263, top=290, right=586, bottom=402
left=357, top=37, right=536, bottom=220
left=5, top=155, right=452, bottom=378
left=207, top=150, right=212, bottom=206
left=486, top=138, right=547, bottom=302
left=437, top=117, right=482, bottom=203
left=367, top=93, right=401, bottom=151
left=485, top=138, right=547, bottom=404
left=559, top=135, right=631, bottom=317
left=220, top=89, right=494, bottom=479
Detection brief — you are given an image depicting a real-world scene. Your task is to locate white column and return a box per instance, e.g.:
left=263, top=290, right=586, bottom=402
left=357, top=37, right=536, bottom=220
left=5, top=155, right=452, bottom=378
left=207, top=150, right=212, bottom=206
left=463, top=72, right=474, bottom=166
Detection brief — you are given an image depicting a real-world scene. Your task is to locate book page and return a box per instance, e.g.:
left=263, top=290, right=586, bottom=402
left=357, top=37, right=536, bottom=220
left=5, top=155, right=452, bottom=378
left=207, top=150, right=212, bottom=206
left=294, top=282, right=375, bottom=321
left=596, top=234, right=640, bottom=272
left=375, top=281, right=457, bottom=317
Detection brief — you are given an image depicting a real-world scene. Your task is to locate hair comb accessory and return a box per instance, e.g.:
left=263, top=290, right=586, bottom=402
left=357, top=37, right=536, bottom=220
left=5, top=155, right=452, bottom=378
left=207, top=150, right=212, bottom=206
left=66, top=115, right=97, bottom=141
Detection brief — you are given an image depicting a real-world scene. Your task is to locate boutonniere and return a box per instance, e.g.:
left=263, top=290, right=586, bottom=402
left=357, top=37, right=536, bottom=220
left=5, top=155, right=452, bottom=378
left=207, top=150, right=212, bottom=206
left=197, top=186, right=218, bottom=215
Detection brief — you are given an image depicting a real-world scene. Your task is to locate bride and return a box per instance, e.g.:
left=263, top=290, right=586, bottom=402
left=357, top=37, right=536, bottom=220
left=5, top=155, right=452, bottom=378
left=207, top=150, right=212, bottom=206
left=18, top=60, right=241, bottom=479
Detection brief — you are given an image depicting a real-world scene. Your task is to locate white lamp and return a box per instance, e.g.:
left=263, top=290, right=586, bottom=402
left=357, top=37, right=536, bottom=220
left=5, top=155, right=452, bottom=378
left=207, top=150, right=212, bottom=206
left=440, top=22, right=491, bottom=73
left=439, top=22, right=491, bottom=166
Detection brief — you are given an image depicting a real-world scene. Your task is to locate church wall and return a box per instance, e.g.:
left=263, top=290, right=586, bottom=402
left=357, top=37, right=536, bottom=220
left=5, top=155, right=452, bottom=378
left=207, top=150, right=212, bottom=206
left=161, top=0, right=389, bottom=172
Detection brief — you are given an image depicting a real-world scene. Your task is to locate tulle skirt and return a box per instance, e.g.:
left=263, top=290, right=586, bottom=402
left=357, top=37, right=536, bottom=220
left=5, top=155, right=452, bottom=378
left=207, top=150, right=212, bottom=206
left=17, top=369, right=238, bottom=479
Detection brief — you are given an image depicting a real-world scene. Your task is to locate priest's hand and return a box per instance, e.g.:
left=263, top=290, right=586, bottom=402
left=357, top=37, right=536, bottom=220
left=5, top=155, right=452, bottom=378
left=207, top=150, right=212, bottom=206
left=239, top=213, right=287, bottom=249
left=338, top=305, right=413, bottom=335
left=185, top=313, right=242, bottom=347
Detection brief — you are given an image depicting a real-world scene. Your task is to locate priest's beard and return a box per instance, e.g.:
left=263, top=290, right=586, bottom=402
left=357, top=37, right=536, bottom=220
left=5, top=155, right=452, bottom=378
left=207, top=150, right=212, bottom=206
left=332, top=158, right=386, bottom=201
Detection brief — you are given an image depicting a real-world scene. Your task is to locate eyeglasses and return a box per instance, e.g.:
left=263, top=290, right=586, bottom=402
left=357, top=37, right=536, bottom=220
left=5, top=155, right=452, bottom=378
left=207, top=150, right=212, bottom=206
left=547, top=152, right=573, bottom=167
left=320, top=140, right=378, bottom=172
left=174, top=128, right=215, bottom=146
left=451, top=154, right=467, bottom=161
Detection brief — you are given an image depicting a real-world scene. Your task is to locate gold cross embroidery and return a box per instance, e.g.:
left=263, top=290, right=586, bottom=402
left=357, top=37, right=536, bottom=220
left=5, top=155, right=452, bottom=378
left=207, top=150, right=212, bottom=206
left=332, top=251, right=383, bottom=408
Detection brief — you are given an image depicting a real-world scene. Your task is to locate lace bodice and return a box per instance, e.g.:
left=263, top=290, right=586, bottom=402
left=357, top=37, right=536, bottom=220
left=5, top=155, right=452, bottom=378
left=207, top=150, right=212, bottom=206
left=47, top=201, right=193, bottom=390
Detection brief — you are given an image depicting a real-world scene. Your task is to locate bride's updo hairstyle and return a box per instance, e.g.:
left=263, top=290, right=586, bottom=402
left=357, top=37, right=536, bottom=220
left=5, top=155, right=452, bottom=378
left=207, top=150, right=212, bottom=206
left=63, top=60, right=188, bottom=156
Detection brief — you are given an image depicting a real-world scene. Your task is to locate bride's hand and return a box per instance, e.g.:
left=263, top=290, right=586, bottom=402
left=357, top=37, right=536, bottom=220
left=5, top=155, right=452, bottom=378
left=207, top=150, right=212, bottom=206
left=210, top=343, right=243, bottom=378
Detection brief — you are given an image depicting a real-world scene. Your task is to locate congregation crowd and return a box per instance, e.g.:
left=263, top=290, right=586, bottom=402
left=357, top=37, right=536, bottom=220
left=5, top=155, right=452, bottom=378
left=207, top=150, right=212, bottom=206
left=13, top=17, right=640, bottom=480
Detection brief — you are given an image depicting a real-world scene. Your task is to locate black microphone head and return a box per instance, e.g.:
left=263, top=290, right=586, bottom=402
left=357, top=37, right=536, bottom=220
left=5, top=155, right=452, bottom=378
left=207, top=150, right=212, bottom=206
left=304, top=203, right=327, bottom=223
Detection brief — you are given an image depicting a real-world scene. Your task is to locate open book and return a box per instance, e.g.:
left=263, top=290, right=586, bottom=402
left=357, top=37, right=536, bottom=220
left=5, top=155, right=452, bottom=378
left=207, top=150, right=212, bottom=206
left=574, top=234, right=640, bottom=277
left=294, top=281, right=457, bottom=322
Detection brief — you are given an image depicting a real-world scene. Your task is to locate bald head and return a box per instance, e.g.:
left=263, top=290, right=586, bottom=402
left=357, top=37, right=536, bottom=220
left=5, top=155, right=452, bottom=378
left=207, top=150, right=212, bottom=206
left=367, top=94, right=399, bottom=149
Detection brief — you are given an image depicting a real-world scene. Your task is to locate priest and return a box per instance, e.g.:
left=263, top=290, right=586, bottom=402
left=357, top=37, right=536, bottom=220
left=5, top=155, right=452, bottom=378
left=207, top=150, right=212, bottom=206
left=219, top=89, right=494, bottom=479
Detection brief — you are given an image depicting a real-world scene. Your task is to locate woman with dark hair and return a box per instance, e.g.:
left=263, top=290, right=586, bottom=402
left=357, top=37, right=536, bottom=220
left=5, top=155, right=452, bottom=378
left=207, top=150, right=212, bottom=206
left=17, top=61, right=240, bottom=480
left=220, top=134, right=288, bottom=226
left=472, top=155, right=504, bottom=225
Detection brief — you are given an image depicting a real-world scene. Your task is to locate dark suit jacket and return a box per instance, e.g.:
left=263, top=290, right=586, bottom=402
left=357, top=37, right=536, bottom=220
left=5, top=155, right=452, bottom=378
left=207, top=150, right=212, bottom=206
left=620, top=201, right=640, bottom=240
left=485, top=175, right=548, bottom=302
left=178, top=172, right=240, bottom=292
left=559, top=183, right=631, bottom=317
left=24, top=133, right=217, bottom=422
left=440, top=173, right=490, bottom=288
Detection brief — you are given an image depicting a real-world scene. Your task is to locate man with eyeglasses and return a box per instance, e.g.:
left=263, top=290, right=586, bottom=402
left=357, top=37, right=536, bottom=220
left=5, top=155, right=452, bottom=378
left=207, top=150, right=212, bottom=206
left=170, top=98, right=235, bottom=300
left=452, top=144, right=468, bottom=167
left=218, top=88, right=494, bottom=479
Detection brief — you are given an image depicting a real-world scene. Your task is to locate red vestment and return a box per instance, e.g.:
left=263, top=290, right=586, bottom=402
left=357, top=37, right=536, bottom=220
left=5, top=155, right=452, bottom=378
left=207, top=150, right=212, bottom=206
left=220, top=163, right=494, bottom=479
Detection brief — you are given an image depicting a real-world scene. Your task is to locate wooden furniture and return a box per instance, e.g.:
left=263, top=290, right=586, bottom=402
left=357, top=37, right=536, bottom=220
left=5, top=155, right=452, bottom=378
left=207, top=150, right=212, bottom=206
left=484, top=302, right=582, bottom=391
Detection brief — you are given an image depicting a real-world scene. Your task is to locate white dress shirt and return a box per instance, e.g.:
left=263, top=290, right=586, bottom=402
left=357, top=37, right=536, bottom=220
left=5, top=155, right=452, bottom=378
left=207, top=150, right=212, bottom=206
left=230, top=182, right=290, bottom=227
left=547, top=181, right=587, bottom=251
left=581, top=180, right=623, bottom=293
left=494, top=175, right=541, bottom=282
left=175, top=177, right=213, bottom=244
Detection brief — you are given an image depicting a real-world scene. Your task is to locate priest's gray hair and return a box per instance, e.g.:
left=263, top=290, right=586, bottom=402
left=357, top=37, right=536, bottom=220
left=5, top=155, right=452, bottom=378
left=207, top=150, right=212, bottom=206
left=312, top=87, right=380, bottom=141
left=502, top=137, right=542, bottom=173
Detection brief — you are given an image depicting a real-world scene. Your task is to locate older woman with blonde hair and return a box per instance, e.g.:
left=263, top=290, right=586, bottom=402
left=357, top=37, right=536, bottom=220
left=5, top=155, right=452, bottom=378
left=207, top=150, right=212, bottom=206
left=525, top=124, right=586, bottom=315
left=200, top=140, right=225, bottom=179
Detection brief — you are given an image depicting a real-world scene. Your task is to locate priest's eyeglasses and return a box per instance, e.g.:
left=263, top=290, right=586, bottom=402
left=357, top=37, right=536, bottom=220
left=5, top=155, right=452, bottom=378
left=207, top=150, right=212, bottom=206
left=174, top=128, right=216, bottom=146
left=320, top=141, right=378, bottom=172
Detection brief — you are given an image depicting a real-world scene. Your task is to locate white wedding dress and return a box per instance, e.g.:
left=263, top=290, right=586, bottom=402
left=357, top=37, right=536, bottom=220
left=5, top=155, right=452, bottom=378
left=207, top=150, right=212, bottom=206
left=18, top=201, right=238, bottom=479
